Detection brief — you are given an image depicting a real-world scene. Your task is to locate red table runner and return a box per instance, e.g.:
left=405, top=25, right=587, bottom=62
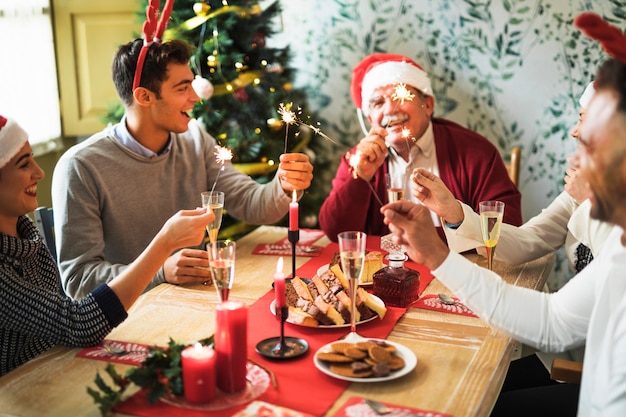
left=114, top=234, right=434, bottom=417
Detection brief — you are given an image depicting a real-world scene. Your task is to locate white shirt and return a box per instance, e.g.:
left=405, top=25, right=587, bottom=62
left=433, top=226, right=626, bottom=416
left=444, top=191, right=613, bottom=270
left=388, top=122, right=441, bottom=225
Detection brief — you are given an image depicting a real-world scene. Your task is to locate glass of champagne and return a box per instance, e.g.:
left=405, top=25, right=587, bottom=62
left=479, top=201, right=505, bottom=271
left=201, top=191, right=224, bottom=243
left=207, top=240, right=236, bottom=302
left=385, top=173, right=406, bottom=203
left=338, top=231, right=367, bottom=341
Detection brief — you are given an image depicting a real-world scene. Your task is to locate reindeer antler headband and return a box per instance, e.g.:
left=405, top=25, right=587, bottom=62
left=132, top=0, right=176, bottom=91
left=575, top=12, right=626, bottom=65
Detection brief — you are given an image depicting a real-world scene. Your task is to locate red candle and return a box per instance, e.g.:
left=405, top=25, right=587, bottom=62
left=215, top=300, right=248, bottom=393
left=274, top=257, right=286, bottom=309
left=289, top=189, right=299, bottom=231
left=181, top=343, right=216, bottom=403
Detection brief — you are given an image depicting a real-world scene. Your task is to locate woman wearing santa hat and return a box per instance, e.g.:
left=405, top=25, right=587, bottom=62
left=319, top=53, right=522, bottom=242
left=0, top=115, right=212, bottom=375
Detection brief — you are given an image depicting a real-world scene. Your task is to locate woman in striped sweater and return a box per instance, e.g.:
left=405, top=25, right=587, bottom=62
left=0, top=115, right=213, bottom=375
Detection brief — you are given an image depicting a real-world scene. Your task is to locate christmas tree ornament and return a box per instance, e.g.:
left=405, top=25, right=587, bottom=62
left=193, top=2, right=211, bottom=17
left=192, top=75, right=214, bottom=99
left=234, top=88, right=249, bottom=103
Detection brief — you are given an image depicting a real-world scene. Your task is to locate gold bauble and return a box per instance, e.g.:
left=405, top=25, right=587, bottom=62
left=193, top=2, right=211, bottom=16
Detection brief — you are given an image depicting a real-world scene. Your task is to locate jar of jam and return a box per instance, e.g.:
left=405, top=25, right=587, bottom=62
left=372, top=254, right=420, bottom=308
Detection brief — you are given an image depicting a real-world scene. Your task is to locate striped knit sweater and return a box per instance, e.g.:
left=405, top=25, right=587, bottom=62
left=0, top=216, right=127, bottom=375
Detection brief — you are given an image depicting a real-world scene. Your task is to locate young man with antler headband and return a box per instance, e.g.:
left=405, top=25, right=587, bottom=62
left=319, top=53, right=522, bottom=242
left=51, top=0, right=313, bottom=299
left=382, top=13, right=626, bottom=417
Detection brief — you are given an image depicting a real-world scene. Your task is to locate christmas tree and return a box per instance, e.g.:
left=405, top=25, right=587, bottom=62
left=139, top=0, right=324, bottom=236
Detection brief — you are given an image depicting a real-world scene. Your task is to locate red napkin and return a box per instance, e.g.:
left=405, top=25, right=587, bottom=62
left=333, top=396, right=452, bottom=417
left=412, top=294, right=478, bottom=317
left=76, top=339, right=152, bottom=366
left=251, top=229, right=326, bottom=257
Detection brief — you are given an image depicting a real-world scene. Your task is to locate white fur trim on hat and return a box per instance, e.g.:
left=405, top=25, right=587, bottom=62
left=361, top=61, right=432, bottom=115
left=579, top=82, right=595, bottom=108
left=0, top=117, right=29, bottom=169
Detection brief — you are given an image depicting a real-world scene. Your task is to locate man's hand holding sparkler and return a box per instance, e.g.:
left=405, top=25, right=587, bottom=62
left=352, top=126, right=389, bottom=181
left=277, top=153, right=314, bottom=193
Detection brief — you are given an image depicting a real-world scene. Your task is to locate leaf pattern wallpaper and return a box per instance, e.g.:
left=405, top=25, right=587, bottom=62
left=270, top=0, right=626, bottom=288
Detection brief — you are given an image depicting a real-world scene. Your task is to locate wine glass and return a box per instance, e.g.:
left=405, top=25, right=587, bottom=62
left=385, top=173, right=406, bottom=203
left=207, top=240, right=236, bottom=302
left=479, top=201, right=505, bottom=271
left=201, top=191, right=224, bottom=243
left=337, top=231, right=367, bottom=341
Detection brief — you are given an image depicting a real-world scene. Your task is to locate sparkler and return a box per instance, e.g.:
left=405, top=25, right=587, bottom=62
left=347, top=152, right=385, bottom=207
left=210, top=145, right=233, bottom=193
left=277, top=102, right=338, bottom=154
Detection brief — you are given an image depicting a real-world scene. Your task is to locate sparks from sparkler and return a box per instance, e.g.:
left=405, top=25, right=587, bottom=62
left=278, top=102, right=299, bottom=154
left=391, top=83, right=415, bottom=105
left=347, top=151, right=385, bottom=207
left=277, top=103, right=339, bottom=153
left=210, top=145, right=233, bottom=193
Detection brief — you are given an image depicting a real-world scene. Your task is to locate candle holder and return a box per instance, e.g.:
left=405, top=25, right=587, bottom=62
left=255, top=305, right=308, bottom=359
left=288, top=229, right=299, bottom=279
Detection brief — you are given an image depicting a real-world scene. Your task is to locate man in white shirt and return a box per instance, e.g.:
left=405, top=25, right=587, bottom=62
left=381, top=55, right=626, bottom=417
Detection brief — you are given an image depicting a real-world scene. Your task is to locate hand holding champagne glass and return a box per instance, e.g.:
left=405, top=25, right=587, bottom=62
left=338, top=231, right=367, bottom=341
left=479, top=201, right=505, bottom=271
left=207, top=240, right=236, bottom=302
left=201, top=191, right=224, bottom=243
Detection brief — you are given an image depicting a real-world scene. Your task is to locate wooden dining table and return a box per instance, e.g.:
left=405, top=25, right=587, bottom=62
left=0, top=226, right=554, bottom=417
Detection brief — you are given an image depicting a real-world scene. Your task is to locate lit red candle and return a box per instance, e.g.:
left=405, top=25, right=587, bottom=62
left=181, top=343, right=216, bottom=403
left=289, top=189, right=299, bottom=231
left=274, top=257, right=286, bottom=309
left=215, top=300, right=248, bottom=393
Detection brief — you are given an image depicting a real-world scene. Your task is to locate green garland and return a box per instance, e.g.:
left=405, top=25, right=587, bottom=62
left=87, top=336, right=214, bottom=416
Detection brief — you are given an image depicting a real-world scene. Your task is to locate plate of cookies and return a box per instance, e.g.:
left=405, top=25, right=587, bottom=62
left=313, top=339, right=417, bottom=382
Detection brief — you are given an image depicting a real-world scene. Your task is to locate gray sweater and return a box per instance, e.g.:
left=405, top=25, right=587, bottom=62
left=52, top=119, right=292, bottom=299
left=0, top=216, right=126, bottom=375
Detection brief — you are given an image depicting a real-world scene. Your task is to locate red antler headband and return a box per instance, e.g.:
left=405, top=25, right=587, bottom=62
left=574, top=12, right=626, bottom=65
left=132, top=0, right=176, bottom=91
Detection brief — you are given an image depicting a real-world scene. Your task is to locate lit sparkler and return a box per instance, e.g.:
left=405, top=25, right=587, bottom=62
left=277, top=102, right=339, bottom=152
left=346, top=151, right=385, bottom=207
left=210, top=145, right=233, bottom=193
left=278, top=102, right=299, bottom=153
left=391, top=83, right=415, bottom=105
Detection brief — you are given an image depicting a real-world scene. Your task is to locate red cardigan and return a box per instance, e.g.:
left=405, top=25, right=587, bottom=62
left=319, top=118, right=523, bottom=242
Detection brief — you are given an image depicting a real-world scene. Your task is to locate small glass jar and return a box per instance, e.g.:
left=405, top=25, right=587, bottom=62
left=372, top=254, right=420, bottom=308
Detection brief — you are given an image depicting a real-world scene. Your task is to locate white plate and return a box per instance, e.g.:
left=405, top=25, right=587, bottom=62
left=313, top=339, right=417, bottom=382
left=269, top=294, right=385, bottom=328
left=316, top=263, right=373, bottom=287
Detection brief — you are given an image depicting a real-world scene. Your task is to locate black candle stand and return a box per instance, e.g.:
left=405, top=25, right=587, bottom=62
left=255, top=305, right=308, bottom=359
left=256, top=229, right=308, bottom=360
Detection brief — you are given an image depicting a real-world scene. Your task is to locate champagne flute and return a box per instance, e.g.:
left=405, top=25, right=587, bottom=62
left=385, top=173, right=406, bottom=203
left=479, top=201, right=505, bottom=271
left=201, top=191, right=224, bottom=243
left=207, top=240, right=236, bottom=302
left=338, top=231, right=367, bottom=341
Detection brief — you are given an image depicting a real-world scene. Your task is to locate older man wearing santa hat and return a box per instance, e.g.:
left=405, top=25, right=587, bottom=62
left=319, top=53, right=522, bottom=242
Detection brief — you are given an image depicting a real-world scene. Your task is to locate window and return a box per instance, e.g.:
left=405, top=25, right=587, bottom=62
left=0, top=0, right=62, bottom=153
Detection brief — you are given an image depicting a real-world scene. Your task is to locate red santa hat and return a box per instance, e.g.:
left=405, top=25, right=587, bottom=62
left=351, top=53, right=433, bottom=115
left=0, top=115, right=29, bottom=169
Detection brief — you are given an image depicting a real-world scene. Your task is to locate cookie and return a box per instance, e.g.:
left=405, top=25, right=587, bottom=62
left=389, top=356, right=406, bottom=370
left=316, top=352, right=353, bottom=363
left=330, top=363, right=373, bottom=378
left=368, top=345, right=392, bottom=364
left=344, top=347, right=367, bottom=360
